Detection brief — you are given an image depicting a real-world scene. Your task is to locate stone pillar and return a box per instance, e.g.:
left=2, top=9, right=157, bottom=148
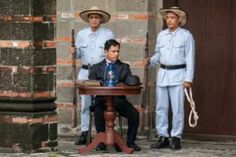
left=0, top=0, right=57, bottom=153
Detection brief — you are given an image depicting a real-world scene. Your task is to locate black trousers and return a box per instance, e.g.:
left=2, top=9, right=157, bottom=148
left=94, top=96, right=139, bottom=144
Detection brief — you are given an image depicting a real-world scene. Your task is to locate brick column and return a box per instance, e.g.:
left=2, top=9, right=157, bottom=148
left=0, top=0, right=57, bottom=153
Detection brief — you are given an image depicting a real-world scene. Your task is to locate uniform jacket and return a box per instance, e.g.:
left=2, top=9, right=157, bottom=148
left=150, top=27, right=195, bottom=87
left=75, top=27, right=115, bottom=65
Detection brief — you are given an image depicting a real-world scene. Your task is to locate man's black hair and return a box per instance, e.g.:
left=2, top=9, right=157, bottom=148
left=104, top=39, right=120, bottom=50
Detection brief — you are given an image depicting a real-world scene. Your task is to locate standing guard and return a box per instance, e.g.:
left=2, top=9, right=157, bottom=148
left=71, top=6, right=115, bottom=145
left=144, top=6, right=195, bottom=150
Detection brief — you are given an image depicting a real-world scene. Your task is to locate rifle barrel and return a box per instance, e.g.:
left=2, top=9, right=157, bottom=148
left=71, top=29, right=77, bottom=128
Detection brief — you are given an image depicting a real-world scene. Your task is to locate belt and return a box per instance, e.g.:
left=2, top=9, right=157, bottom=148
left=160, top=64, right=186, bottom=70
left=81, top=64, right=92, bottom=70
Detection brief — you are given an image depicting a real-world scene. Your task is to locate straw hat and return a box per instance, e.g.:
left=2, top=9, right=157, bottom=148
left=79, top=6, right=111, bottom=24
left=159, top=6, right=187, bottom=26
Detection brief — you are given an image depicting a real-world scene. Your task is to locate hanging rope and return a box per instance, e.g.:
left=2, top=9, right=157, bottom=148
left=184, top=87, right=199, bottom=128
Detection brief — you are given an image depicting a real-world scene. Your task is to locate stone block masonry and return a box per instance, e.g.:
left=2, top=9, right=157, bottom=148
left=0, top=0, right=57, bottom=153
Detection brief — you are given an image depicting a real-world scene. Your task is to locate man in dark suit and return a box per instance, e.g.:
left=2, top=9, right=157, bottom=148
left=89, top=39, right=141, bottom=151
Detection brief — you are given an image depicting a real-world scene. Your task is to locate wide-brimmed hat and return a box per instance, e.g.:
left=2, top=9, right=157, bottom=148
left=79, top=6, right=111, bottom=24
left=159, top=6, right=187, bottom=26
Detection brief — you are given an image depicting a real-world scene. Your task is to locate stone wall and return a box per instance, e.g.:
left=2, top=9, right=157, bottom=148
left=56, top=0, right=163, bottom=136
left=0, top=0, right=57, bottom=153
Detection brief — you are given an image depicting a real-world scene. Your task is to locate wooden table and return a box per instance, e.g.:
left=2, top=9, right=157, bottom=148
left=77, top=85, right=142, bottom=154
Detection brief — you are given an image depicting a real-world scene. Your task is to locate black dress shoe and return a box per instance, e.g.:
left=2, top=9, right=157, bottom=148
left=74, top=131, right=88, bottom=145
left=170, top=137, right=181, bottom=150
left=96, top=143, right=107, bottom=151
left=151, top=136, right=170, bottom=149
left=127, top=142, right=141, bottom=151
left=114, top=144, right=122, bottom=152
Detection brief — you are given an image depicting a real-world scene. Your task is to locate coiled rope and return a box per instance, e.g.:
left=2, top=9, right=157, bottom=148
left=184, top=88, right=199, bottom=128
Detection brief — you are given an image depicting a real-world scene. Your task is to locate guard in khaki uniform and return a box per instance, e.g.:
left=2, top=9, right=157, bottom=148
left=71, top=6, right=115, bottom=145
left=144, top=6, right=195, bottom=150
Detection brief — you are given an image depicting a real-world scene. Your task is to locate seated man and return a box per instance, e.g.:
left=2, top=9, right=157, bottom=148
left=89, top=39, right=141, bottom=151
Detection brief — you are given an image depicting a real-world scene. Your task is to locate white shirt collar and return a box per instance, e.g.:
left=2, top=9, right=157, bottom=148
left=89, top=27, right=101, bottom=35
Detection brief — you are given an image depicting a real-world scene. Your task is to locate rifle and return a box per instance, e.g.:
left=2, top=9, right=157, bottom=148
left=71, top=29, right=78, bottom=128
left=140, top=32, right=149, bottom=133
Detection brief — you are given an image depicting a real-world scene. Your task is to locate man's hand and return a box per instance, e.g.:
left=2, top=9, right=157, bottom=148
left=143, top=58, right=150, bottom=66
left=184, top=81, right=192, bottom=88
left=70, top=47, right=76, bottom=54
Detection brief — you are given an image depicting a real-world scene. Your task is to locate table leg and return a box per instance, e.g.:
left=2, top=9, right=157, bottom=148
left=114, top=132, right=134, bottom=153
left=104, top=96, right=116, bottom=146
left=79, top=132, right=106, bottom=154
left=79, top=96, right=133, bottom=154
left=105, top=96, right=134, bottom=154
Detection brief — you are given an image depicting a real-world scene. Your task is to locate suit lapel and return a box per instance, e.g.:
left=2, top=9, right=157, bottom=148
left=115, top=60, right=122, bottom=79
left=100, top=59, right=107, bottom=80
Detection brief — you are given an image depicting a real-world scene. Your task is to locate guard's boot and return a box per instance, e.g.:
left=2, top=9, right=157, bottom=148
left=170, top=137, right=181, bottom=150
left=74, top=131, right=88, bottom=145
left=151, top=136, right=170, bottom=149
